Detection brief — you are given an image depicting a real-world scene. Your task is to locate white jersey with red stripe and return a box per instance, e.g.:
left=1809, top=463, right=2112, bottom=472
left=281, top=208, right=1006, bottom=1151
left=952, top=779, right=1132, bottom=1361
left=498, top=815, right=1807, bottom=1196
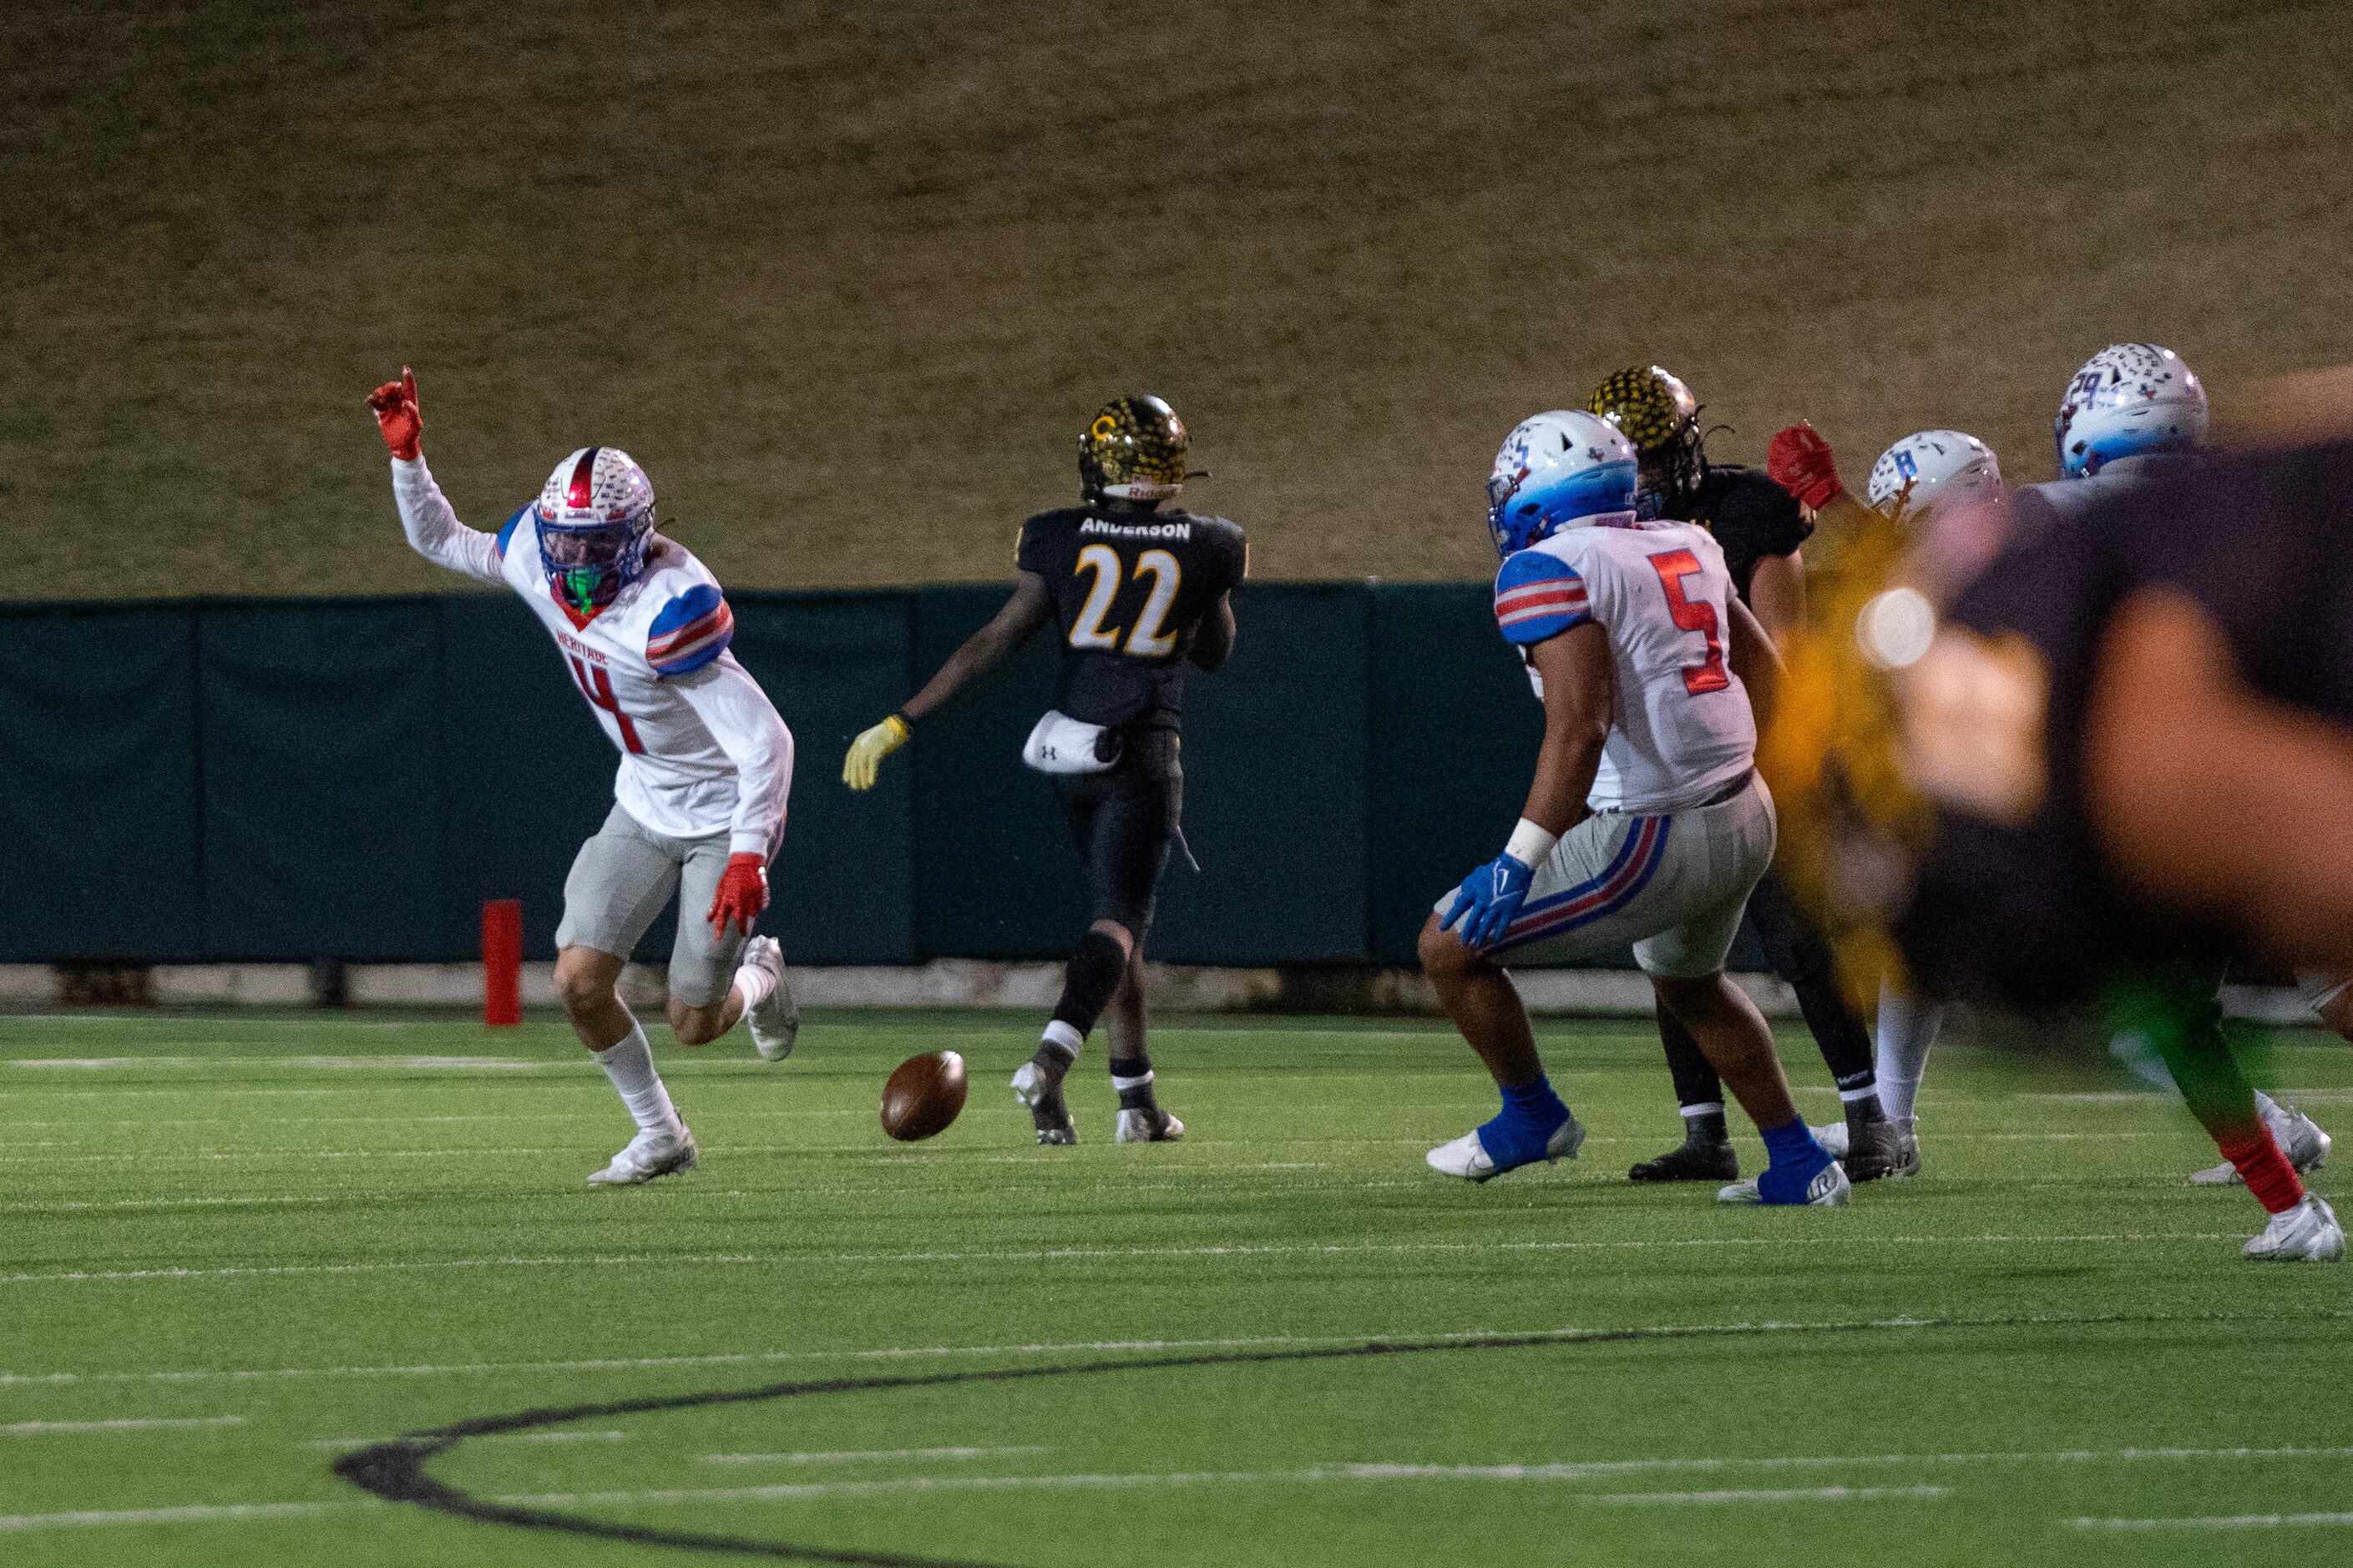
left=1492, top=513, right=1755, bottom=813
left=391, top=456, right=792, bottom=854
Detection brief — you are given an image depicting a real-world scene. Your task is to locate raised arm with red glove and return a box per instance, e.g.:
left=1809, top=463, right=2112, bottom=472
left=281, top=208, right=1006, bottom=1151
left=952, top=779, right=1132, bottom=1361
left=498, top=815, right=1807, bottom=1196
left=1767, top=422, right=1844, bottom=512
left=707, top=853, right=771, bottom=938
left=367, top=367, right=423, bottom=461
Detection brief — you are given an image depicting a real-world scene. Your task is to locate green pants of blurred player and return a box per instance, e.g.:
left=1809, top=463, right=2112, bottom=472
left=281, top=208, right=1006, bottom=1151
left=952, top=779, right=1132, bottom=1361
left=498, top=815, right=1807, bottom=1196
left=2106, top=963, right=2308, bottom=1215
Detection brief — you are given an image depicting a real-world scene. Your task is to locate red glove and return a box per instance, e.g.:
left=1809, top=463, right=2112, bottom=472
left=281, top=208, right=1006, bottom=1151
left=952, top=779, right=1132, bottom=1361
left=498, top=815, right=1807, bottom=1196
left=367, top=367, right=423, bottom=460
left=1766, top=422, right=1844, bottom=510
left=708, top=852, right=770, bottom=938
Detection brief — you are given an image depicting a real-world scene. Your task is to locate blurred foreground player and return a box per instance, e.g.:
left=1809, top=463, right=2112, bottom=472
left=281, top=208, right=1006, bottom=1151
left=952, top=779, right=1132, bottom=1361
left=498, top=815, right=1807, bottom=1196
left=843, top=396, right=1245, bottom=1145
left=368, top=370, right=798, bottom=1186
left=1421, top=411, right=1847, bottom=1206
left=1781, top=359, right=2349, bottom=1258
left=1586, top=368, right=1899, bottom=1184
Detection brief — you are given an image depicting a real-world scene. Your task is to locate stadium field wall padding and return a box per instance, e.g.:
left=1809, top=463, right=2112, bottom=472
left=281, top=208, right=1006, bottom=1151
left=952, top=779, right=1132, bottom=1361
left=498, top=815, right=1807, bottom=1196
left=0, top=586, right=1702, bottom=970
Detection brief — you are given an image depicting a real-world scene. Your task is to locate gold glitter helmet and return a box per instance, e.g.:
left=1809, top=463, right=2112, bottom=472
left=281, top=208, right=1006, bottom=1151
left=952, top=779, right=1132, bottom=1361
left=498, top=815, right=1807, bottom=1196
left=1586, top=366, right=1705, bottom=518
left=1080, top=394, right=1191, bottom=505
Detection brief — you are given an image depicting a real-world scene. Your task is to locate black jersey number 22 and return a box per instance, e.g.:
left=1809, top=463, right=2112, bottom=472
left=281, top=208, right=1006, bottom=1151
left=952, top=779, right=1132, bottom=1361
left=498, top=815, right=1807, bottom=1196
left=1069, top=544, right=1182, bottom=656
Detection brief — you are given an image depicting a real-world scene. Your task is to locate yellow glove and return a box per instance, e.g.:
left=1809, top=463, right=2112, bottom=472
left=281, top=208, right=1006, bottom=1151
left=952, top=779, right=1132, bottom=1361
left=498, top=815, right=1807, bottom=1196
left=843, top=713, right=912, bottom=792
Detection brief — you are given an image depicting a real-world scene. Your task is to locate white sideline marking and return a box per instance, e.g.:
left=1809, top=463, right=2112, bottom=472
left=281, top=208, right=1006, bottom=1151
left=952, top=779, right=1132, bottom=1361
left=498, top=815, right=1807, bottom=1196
left=14, top=1308, right=2330, bottom=1388
left=0, top=1231, right=2248, bottom=1287
left=2072, top=1511, right=2353, bottom=1530
left=701, top=1446, right=1048, bottom=1465
left=0, top=1500, right=358, bottom=1531
left=0, top=1415, right=244, bottom=1434
left=7, top=1056, right=549, bottom=1070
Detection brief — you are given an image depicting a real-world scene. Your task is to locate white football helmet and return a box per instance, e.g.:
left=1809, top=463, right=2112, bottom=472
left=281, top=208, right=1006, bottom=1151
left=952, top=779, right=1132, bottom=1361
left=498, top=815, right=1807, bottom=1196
left=536, top=447, right=657, bottom=612
left=1485, top=410, right=1638, bottom=556
left=1867, top=430, right=2005, bottom=529
left=2053, top=343, right=2208, bottom=479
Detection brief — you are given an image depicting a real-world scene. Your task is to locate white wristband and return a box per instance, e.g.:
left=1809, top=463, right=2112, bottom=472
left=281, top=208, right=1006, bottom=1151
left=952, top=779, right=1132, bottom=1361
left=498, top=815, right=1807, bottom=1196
left=1504, top=817, right=1559, bottom=868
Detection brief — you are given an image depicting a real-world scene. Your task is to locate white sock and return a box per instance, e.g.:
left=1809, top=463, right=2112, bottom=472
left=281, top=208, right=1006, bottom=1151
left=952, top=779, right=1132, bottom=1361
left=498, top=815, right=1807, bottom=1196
left=733, top=959, right=776, bottom=1012
left=1040, top=1019, right=1084, bottom=1059
left=1875, top=985, right=1943, bottom=1125
left=1679, top=1100, right=1723, bottom=1120
left=598, top=1022, right=682, bottom=1136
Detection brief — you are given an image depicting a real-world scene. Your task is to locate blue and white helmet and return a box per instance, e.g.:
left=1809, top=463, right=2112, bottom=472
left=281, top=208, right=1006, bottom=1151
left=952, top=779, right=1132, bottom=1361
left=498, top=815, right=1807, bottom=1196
left=2052, top=343, right=2208, bottom=479
left=1867, top=430, right=2005, bottom=529
left=537, top=446, right=657, bottom=613
left=1485, top=410, right=1638, bottom=557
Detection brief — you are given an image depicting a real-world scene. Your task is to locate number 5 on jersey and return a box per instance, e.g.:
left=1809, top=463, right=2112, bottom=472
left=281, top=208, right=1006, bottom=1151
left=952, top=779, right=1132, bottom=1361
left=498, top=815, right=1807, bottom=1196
left=1646, top=549, right=1730, bottom=695
left=1069, top=544, right=1182, bottom=656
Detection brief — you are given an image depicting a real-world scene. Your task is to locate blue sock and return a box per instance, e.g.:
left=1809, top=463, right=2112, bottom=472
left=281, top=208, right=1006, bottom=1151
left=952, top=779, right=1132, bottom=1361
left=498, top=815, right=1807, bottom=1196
left=1754, top=1117, right=1833, bottom=1203
left=1476, top=1075, right=1571, bottom=1170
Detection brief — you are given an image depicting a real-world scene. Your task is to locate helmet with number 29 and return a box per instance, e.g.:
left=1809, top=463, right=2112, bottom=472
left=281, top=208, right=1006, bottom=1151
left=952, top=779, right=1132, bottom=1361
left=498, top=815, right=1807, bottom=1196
left=537, top=447, right=657, bottom=614
left=2052, top=343, right=2208, bottom=479
left=1485, top=410, right=1639, bottom=558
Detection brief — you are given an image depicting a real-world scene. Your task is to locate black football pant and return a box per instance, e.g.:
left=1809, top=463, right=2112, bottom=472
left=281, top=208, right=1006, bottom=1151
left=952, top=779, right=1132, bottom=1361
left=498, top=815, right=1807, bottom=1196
left=1052, top=728, right=1182, bottom=943
left=1657, top=868, right=1877, bottom=1111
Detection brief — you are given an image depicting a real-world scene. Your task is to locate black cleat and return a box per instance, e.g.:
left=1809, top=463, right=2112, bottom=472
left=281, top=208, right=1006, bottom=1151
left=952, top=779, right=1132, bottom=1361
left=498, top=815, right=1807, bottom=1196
left=1839, top=1117, right=1912, bottom=1182
left=1012, top=1060, right=1078, bottom=1146
left=1628, top=1137, right=1739, bottom=1184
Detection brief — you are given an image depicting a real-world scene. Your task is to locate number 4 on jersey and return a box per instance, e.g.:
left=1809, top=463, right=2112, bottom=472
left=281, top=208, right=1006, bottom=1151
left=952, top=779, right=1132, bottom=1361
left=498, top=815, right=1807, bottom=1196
left=1647, top=549, right=1729, bottom=695
left=568, top=655, right=646, bottom=753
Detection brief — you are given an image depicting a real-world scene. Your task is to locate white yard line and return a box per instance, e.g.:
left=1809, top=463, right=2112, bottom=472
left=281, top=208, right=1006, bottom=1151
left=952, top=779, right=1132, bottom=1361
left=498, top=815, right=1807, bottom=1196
left=701, top=1446, right=1049, bottom=1465
left=0, top=1415, right=244, bottom=1434
left=0, top=1500, right=362, bottom=1531
left=6, top=1057, right=552, bottom=1070
left=492, top=1470, right=1954, bottom=1506
left=0, top=1148, right=567, bottom=1166
left=0, top=1231, right=2249, bottom=1289
left=2072, top=1511, right=2353, bottom=1530
left=14, top=1308, right=2330, bottom=1388
left=306, top=1429, right=633, bottom=1449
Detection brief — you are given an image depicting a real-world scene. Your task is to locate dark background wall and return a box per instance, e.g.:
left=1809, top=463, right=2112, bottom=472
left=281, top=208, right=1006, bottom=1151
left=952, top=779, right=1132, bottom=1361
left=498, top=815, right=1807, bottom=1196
left=0, top=584, right=1608, bottom=969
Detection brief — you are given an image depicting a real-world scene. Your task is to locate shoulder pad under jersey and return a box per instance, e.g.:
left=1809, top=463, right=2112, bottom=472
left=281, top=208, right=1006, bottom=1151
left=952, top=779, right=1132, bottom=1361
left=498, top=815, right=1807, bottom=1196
left=1493, top=547, right=1591, bottom=645
left=496, top=503, right=531, bottom=559
left=646, top=582, right=734, bottom=678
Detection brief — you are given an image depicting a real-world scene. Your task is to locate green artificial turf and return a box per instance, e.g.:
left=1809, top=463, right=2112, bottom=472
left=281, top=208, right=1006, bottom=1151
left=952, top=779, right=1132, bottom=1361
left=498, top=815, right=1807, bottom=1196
left=2, top=1009, right=2347, bottom=1565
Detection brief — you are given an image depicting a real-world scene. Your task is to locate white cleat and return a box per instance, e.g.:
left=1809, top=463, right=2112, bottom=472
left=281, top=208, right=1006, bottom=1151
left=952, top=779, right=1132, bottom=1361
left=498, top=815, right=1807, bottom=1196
left=1425, top=1114, right=1586, bottom=1182
left=2244, top=1196, right=2344, bottom=1262
left=1810, top=1120, right=1850, bottom=1160
left=2190, top=1102, right=2332, bottom=1185
left=587, top=1125, right=698, bottom=1186
left=1718, top=1160, right=1852, bottom=1207
left=740, top=936, right=799, bottom=1063
left=1116, top=1107, right=1184, bottom=1143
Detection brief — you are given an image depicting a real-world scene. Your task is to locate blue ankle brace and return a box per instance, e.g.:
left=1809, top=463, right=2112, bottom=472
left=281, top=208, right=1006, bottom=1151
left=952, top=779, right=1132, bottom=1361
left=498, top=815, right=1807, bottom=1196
left=1754, top=1117, right=1833, bottom=1203
left=1478, top=1075, right=1571, bottom=1170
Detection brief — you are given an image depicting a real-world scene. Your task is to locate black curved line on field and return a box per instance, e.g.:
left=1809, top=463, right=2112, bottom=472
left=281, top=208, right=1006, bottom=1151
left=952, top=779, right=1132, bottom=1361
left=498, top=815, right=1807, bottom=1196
left=329, top=1308, right=2306, bottom=1565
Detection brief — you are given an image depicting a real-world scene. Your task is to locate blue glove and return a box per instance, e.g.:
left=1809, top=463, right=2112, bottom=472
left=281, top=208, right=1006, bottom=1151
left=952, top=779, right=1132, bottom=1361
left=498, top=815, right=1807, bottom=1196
left=1440, top=852, right=1536, bottom=951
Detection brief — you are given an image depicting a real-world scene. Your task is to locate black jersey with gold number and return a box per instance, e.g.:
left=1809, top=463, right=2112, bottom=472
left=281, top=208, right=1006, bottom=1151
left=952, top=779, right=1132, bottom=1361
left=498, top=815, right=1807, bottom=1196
left=1016, top=504, right=1249, bottom=731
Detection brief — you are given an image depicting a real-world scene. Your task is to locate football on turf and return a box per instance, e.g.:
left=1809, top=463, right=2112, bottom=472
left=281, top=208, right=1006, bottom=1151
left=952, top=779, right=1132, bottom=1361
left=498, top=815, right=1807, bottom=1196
left=881, top=1050, right=967, bottom=1141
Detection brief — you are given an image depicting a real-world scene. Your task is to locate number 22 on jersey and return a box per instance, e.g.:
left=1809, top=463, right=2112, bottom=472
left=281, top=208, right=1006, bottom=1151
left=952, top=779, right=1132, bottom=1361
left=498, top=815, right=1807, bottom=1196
left=1069, top=544, right=1182, bottom=656
left=1646, top=549, right=1730, bottom=695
